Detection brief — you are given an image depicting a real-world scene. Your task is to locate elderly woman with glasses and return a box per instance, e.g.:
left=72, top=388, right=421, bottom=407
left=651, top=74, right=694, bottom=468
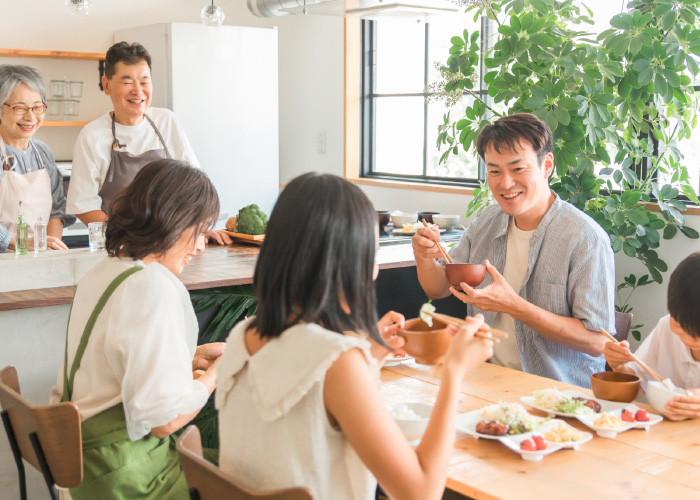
left=0, top=64, right=74, bottom=252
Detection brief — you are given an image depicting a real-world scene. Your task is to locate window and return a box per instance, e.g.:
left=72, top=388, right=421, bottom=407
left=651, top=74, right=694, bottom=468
left=361, top=14, right=484, bottom=185
left=361, top=8, right=700, bottom=196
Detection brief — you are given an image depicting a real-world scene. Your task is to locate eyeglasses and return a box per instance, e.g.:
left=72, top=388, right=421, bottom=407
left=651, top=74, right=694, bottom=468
left=3, top=103, right=48, bottom=116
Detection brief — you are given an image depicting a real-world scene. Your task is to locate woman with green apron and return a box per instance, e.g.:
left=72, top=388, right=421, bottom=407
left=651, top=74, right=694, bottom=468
left=51, top=159, right=225, bottom=499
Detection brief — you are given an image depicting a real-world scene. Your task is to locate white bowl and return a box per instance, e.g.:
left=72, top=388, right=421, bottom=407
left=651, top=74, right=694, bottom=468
left=432, top=214, right=461, bottom=231
left=647, top=380, right=686, bottom=414
left=386, top=401, right=432, bottom=443
left=391, top=212, right=418, bottom=227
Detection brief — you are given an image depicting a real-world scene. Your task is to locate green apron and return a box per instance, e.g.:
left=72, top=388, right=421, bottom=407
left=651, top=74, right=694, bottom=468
left=61, top=266, right=189, bottom=500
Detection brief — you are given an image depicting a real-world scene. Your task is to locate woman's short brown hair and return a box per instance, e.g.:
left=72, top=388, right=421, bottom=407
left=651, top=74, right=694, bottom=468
left=476, top=113, right=553, bottom=164
left=104, top=42, right=152, bottom=79
left=105, top=159, right=219, bottom=260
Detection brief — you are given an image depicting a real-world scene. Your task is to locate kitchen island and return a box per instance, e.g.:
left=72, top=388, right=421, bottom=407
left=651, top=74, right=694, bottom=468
left=0, top=243, right=421, bottom=401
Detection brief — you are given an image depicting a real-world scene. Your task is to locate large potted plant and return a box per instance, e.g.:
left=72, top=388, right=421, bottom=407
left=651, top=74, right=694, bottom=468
left=432, top=0, right=700, bottom=337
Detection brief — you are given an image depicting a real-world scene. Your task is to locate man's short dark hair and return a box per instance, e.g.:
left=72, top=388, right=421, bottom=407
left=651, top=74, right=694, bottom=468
left=476, top=113, right=553, bottom=164
left=104, top=42, right=152, bottom=79
left=668, top=252, right=700, bottom=339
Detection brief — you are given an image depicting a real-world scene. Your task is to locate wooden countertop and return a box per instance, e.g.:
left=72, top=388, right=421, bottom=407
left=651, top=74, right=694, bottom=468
left=0, top=243, right=417, bottom=311
left=381, top=362, right=700, bottom=499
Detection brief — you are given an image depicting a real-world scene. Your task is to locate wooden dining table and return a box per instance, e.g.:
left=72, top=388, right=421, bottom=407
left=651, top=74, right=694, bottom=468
left=380, top=362, right=700, bottom=500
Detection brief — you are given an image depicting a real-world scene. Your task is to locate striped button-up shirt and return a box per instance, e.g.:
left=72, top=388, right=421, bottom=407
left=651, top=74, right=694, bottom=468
left=446, top=193, right=615, bottom=388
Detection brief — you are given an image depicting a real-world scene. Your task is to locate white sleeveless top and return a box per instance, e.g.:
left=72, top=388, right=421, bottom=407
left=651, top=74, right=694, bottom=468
left=216, top=318, right=378, bottom=500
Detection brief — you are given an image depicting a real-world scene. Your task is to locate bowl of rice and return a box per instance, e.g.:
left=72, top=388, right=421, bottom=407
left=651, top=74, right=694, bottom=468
left=386, top=401, right=433, bottom=443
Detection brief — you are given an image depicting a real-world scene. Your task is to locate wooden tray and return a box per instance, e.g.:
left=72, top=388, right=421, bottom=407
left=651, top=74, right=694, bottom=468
left=222, top=230, right=265, bottom=245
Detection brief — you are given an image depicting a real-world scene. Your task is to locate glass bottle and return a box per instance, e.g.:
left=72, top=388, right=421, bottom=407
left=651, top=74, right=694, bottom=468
left=34, top=214, right=47, bottom=253
left=15, top=202, right=28, bottom=255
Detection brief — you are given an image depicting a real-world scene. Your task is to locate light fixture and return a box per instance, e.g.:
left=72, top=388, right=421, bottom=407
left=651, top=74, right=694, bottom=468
left=201, top=0, right=225, bottom=26
left=65, top=0, right=91, bottom=16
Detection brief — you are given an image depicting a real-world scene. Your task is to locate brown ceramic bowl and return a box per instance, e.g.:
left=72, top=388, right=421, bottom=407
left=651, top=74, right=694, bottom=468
left=417, top=211, right=441, bottom=224
left=377, top=211, right=391, bottom=231
left=445, top=263, right=486, bottom=288
left=590, top=372, right=641, bottom=403
left=397, top=318, right=452, bottom=365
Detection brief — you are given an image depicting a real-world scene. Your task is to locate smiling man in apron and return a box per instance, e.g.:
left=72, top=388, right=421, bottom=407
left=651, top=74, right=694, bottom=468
left=0, top=64, right=73, bottom=252
left=66, top=42, right=230, bottom=245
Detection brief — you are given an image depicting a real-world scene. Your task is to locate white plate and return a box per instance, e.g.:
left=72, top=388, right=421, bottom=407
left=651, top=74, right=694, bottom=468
left=520, top=390, right=627, bottom=418
left=498, top=434, right=564, bottom=462
left=538, top=420, right=593, bottom=450
left=383, top=355, right=414, bottom=367
left=455, top=408, right=549, bottom=440
left=393, top=228, right=446, bottom=236
left=576, top=410, right=637, bottom=438
left=619, top=405, right=664, bottom=430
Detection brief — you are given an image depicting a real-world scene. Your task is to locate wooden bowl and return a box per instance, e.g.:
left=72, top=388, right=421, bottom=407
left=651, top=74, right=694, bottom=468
left=397, top=318, right=452, bottom=365
left=445, top=263, right=486, bottom=288
left=590, top=372, right=641, bottom=403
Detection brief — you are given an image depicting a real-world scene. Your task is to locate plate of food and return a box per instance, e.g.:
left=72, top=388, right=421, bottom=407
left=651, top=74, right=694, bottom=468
left=393, top=223, right=446, bottom=236
left=539, top=420, right=593, bottom=450
left=383, top=353, right=414, bottom=367
left=576, top=410, right=637, bottom=438
left=521, top=388, right=625, bottom=417
left=617, top=405, right=663, bottom=430
left=498, top=433, right=564, bottom=462
left=455, top=402, right=549, bottom=440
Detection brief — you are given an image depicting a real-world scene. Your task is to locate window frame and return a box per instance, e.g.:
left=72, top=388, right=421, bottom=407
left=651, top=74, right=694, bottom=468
left=360, top=17, right=489, bottom=188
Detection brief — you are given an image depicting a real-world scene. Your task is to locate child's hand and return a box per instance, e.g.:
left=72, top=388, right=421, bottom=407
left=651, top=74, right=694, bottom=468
left=603, top=340, right=634, bottom=371
left=444, top=314, right=494, bottom=376
left=371, top=311, right=406, bottom=364
left=664, top=388, right=700, bottom=421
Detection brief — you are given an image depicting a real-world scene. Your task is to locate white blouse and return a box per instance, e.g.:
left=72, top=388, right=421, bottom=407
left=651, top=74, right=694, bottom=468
left=216, top=318, right=378, bottom=500
left=50, top=257, right=209, bottom=441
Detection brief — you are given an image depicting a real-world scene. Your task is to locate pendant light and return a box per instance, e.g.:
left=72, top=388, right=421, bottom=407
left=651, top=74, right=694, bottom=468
left=65, top=0, right=92, bottom=15
left=201, top=0, right=225, bottom=26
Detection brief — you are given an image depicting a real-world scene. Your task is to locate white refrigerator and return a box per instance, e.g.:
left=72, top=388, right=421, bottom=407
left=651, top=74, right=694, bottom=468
left=114, top=23, right=279, bottom=221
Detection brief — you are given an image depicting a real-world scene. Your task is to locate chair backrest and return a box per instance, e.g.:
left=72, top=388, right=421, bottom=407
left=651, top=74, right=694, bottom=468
left=176, top=425, right=313, bottom=500
left=0, top=365, right=83, bottom=488
left=614, top=311, right=633, bottom=343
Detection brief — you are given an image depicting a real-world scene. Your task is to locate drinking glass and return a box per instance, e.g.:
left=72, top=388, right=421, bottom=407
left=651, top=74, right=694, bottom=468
left=88, top=222, right=106, bottom=252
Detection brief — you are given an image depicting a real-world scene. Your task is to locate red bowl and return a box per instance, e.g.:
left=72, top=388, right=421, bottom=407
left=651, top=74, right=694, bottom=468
left=445, top=263, right=486, bottom=288
left=397, top=318, right=452, bottom=365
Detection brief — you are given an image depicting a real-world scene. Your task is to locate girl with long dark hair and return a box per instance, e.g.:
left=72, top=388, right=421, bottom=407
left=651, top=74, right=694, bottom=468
left=216, top=173, right=494, bottom=500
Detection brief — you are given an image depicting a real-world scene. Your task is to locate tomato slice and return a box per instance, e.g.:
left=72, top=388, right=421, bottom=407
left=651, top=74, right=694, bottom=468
left=635, top=409, right=650, bottom=422
left=621, top=409, right=636, bottom=422
left=532, top=434, right=546, bottom=451
left=520, top=438, right=536, bottom=452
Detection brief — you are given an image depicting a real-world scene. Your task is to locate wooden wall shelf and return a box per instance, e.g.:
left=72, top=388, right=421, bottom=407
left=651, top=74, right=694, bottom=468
left=42, top=121, right=89, bottom=127
left=0, top=49, right=105, bottom=61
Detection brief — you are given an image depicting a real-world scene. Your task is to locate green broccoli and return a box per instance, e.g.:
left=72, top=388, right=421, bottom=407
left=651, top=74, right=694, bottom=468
left=237, top=204, right=268, bottom=235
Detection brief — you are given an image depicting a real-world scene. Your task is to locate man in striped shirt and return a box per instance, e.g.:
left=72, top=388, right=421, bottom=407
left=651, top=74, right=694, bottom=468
left=413, top=113, right=615, bottom=388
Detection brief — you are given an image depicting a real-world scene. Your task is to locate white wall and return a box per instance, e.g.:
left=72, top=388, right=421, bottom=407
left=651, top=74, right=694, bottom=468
left=1, top=1, right=699, bottom=343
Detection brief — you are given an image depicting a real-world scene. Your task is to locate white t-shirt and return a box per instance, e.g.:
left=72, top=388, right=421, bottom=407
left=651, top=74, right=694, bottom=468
left=67, top=107, right=199, bottom=214
left=50, top=257, right=208, bottom=441
left=216, top=319, right=378, bottom=500
left=491, top=217, right=534, bottom=370
left=626, top=315, right=700, bottom=391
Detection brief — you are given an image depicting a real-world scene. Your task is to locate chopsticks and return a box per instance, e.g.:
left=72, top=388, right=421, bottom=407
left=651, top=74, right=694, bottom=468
left=421, top=219, right=454, bottom=264
left=423, top=310, right=509, bottom=343
left=600, top=328, right=664, bottom=382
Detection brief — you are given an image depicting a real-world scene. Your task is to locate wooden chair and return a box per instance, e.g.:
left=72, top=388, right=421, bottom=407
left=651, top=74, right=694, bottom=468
left=605, top=311, right=634, bottom=371
left=176, top=425, right=313, bottom=500
left=0, top=365, right=82, bottom=500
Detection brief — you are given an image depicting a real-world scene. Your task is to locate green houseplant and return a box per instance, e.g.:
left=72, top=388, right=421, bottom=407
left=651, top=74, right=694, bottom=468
left=433, top=0, right=700, bottom=337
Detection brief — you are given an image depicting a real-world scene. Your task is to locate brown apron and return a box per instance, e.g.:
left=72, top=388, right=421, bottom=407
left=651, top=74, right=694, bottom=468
left=0, top=133, right=52, bottom=234
left=98, top=113, right=171, bottom=215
